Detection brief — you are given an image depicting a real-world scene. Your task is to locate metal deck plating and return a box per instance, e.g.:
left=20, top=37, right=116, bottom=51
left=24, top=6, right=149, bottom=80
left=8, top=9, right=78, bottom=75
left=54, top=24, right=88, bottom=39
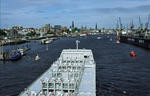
left=19, top=41, right=96, bottom=96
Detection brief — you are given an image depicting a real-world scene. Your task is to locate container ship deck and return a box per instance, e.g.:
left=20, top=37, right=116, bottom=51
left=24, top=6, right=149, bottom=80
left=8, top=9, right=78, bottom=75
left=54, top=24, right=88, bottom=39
left=19, top=48, right=96, bottom=96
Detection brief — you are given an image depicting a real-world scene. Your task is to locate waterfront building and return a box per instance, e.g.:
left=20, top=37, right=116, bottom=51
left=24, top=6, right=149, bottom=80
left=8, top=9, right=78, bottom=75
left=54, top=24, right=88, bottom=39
left=42, top=24, right=51, bottom=33
left=54, top=25, right=61, bottom=30
left=95, top=23, right=97, bottom=30
left=72, top=21, right=74, bottom=29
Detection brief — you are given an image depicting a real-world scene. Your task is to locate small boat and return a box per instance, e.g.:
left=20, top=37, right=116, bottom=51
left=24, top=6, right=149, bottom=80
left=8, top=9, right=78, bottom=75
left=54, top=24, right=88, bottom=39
left=97, top=37, right=102, bottom=39
left=35, top=54, right=40, bottom=61
left=80, top=34, right=86, bottom=36
left=130, top=51, right=136, bottom=57
left=45, top=39, right=52, bottom=44
left=9, top=50, right=22, bottom=61
left=116, top=40, right=120, bottom=44
left=41, top=38, right=53, bottom=44
left=17, top=48, right=24, bottom=56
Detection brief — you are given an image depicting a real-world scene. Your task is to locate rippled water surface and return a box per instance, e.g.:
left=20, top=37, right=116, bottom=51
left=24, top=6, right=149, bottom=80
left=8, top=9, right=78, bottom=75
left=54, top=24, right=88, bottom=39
left=0, top=35, right=150, bottom=96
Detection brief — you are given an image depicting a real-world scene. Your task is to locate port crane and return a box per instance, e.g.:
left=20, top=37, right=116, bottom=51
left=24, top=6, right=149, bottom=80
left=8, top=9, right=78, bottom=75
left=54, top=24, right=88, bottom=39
left=130, top=19, right=135, bottom=31
left=145, top=14, right=150, bottom=31
left=119, top=17, right=123, bottom=31
left=139, top=16, right=143, bottom=31
left=116, top=20, right=119, bottom=31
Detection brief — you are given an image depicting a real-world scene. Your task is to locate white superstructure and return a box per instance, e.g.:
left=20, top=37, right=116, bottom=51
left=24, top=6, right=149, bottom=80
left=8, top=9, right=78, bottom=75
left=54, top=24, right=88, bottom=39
left=19, top=41, right=96, bottom=96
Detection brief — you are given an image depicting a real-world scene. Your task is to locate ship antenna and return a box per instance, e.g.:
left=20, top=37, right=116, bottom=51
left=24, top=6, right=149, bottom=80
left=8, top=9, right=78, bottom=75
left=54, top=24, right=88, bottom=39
left=76, top=40, right=80, bottom=49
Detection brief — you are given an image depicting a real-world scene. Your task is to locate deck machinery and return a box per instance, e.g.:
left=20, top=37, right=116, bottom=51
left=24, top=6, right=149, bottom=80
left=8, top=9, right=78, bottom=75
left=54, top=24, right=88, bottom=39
left=19, top=41, right=96, bottom=96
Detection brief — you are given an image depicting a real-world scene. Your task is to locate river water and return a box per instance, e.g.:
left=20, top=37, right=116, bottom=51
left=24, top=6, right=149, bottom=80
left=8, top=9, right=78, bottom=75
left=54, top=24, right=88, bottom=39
left=0, top=34, right=150, bottom=96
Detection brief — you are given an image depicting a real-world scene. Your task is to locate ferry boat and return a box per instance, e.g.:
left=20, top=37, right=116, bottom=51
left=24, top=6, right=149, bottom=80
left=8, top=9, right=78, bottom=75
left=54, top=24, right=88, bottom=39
left=19, top=40, right=96, bottom=96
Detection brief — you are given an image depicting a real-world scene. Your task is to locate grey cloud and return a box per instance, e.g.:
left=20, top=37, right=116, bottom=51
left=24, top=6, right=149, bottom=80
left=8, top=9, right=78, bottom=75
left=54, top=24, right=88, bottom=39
left=43, top=17, right=49, bottom=19
left=137, top=5, right=150, bottom=10
left=80, top=5, right=150, bottom=14
left=13, top=0, right=70, bottom=8
left=0, top=12, right=13, bottom=15
left=36, top=10, right=46, bottom=13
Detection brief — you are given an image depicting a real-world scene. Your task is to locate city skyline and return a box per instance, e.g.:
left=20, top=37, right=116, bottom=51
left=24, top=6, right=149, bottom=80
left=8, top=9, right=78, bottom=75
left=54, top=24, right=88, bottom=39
left=0, top=0, right=150, bottom=29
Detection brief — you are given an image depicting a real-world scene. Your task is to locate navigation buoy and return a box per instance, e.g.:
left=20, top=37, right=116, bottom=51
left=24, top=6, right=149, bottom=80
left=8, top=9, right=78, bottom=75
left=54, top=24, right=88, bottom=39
left=130, top=51, right=136, bottom=57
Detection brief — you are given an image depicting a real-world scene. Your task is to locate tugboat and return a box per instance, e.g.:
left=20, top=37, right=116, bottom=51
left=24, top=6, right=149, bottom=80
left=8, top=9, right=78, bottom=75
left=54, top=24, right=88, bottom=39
left=116, top=19, right=120, bottom=44
left=9, top=50, right=22, bottom=61
left=116, top=32, right=120, bottom=44
left=130, top=51, right=136, bottom=57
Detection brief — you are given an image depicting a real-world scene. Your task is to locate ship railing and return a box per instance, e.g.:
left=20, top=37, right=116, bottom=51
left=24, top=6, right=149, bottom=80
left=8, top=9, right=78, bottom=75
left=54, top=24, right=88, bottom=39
left=40, top=78, right=81, bottom=94
left=41, top=80, right=77, bottom=89
left=40, top=59, right=86, bottom=96
left=57, top=66, right=83, bottom=72
left=48, top=70, right=82, bottom=82
left=41, top=82, right=78, bottom=95
left=77, top=92, right=95, bottom=96
left=24, top=90, right=43, bottom=96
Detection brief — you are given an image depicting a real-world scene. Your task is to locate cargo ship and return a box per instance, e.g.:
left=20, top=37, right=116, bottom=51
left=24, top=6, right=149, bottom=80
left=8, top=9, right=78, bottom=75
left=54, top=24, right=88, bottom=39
left=120, top=35, right=150, bottom=48
left=19, top=40, right=96, bottom=96
left=118, top=15, right=150, bottom=49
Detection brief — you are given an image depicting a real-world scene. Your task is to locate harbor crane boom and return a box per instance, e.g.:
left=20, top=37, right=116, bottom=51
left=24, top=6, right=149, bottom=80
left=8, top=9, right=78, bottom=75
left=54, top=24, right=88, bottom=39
left=139, top=16, right=143, bottom=27
left=145, top=14, right=150, bottom=31
left=119, top=17, right=123, bottom=30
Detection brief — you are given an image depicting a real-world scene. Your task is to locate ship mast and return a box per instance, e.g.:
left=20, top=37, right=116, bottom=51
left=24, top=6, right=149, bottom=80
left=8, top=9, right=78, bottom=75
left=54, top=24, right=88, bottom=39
left=76, top=40, right=80, bottom=49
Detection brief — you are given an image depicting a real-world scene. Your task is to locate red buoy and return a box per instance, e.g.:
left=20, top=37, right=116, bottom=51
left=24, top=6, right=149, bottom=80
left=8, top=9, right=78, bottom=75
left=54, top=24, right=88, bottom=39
left=130, top=51, right=136, bottom=57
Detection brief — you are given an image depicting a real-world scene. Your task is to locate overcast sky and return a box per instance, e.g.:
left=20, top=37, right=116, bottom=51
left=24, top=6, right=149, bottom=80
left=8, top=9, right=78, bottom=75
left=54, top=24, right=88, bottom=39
left=0, top=0, right=150, bottom=29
